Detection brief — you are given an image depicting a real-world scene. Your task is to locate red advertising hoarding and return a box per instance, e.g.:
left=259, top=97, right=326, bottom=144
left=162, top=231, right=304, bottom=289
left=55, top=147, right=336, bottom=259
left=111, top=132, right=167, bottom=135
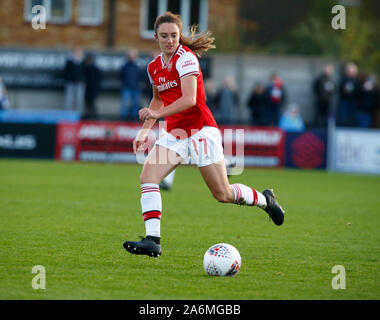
left=219, top=125, right=285, bottom=168
left=55, top=121, right=285, bottom=167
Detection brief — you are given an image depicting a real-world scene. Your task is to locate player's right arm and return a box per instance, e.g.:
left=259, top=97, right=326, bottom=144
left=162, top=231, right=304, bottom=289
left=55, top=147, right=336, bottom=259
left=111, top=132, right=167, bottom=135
left=133, top=86, right=163, bottom=154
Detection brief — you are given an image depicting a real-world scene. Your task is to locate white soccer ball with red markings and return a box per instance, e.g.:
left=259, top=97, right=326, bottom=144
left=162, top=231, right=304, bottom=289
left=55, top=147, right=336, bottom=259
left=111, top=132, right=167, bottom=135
left=203, top=243, right=241, bottom=276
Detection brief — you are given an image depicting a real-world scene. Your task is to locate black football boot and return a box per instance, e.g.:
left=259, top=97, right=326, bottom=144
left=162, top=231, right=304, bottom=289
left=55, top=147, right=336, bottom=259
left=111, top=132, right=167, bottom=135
left=262, top=189, right=285, bottom=226
left=123, top=236, right=162, bottom=258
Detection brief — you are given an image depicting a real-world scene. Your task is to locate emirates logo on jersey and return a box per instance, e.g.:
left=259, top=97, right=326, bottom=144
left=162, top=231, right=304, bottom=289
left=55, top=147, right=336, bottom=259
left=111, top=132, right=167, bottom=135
left=157, top=80, right=178, bottom=92
left=182, top=60, right=196, bottom=68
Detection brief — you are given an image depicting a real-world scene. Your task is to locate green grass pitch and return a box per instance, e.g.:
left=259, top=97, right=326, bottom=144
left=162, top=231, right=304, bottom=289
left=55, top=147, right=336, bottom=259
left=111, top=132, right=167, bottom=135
left=0, top=159, right=379, bottom=300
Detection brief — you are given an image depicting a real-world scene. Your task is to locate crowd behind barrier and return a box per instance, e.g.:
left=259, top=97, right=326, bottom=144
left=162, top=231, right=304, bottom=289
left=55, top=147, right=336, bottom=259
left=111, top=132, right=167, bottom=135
left=1, top=47, right=379, bottom=130
left=1, top=47, right=380, bottom=175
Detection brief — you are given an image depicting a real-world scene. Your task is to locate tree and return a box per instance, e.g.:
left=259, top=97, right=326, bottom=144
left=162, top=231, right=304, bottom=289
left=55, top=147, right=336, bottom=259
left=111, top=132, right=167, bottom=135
left=237, top=0, right=380, bottom=76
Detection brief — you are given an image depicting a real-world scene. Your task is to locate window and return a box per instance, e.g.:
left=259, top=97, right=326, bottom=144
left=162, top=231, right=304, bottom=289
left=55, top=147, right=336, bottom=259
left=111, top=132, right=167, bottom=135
left=24, top=0, right=72, bottom=24
left=167, top=0, right=181, bottom=14
left=141, top=0, right=208, bottom=39
left=190, top=0, right=200, bottom=27
left=77, top=0, right=104, bottom=26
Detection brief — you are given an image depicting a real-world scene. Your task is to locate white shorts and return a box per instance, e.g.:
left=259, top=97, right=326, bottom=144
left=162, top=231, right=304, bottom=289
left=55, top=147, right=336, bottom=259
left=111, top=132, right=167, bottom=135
left=155, top=126, right=224, bottom=167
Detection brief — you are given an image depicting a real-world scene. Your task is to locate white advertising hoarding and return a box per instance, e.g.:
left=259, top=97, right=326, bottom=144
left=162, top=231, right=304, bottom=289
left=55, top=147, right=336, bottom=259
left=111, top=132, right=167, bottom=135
left=334, top=128, right=380, bottom=174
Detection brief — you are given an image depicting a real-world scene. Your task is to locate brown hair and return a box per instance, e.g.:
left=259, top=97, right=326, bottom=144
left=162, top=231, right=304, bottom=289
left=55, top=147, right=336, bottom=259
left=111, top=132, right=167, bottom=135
left=154, top=12, right=215, bottom=57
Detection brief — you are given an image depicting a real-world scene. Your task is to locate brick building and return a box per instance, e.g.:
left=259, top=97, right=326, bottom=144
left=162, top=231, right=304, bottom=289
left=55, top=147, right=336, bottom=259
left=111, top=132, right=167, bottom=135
left=0, top=0, right=240, bottom=52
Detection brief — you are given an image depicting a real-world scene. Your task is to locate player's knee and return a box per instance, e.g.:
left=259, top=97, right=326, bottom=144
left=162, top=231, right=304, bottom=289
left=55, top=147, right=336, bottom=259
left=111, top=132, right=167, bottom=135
left=212, top=189, right=231, bottom=203
left=139, top=172, right=157, bottom=185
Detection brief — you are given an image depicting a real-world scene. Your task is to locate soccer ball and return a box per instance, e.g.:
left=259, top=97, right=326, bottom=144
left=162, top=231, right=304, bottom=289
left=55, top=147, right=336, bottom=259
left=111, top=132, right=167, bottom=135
left=203, top=243, right=241, bottom=276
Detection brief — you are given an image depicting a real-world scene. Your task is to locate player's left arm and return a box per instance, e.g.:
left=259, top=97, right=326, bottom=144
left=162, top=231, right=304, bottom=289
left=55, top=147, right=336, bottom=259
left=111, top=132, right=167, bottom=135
left=139, top=75, right=197, bottom=121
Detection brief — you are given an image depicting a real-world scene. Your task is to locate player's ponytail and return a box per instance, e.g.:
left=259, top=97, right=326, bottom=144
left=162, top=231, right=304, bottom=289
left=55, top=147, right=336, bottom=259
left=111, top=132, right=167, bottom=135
left=154, top=12, right=215, bottom=57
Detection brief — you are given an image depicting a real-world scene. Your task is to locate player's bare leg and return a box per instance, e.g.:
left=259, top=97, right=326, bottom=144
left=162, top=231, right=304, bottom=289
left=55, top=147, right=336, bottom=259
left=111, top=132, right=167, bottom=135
left=123, top=145, right=182, bottom=257
left=198, top=160, right=234, bottom=203
left=139, top=145, right=182, bottom=185
left=199, top=160, right=285, bottom=225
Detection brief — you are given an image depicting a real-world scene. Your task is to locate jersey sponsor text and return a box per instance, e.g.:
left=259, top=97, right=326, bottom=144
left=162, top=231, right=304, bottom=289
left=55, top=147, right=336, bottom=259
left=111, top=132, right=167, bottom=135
left=157, top=80, right=178, bottom=92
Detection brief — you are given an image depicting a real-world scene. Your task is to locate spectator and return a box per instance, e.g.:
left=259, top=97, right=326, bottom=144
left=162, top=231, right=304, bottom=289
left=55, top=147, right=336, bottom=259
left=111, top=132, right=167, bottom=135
left=215, top=76, right=239, bottom=124
left=120, top=49, right=142, bottom=121
left=313, top=64, right=336, bottom=128
left=0, top=76, right=10, bottom=110
left=357, top=74, right=379, bottom=128
left=247, top=82, right=267, bottom=126
left=337, top=62, right=360, bottom=127
left=279, top=103, right=305, bottom=132
left=82, top=53, right=102, bottom=120
left=63, top=47, right=85, bottom=114
left=265, top=73, right=286, bottom=126
left=204, top=79, right=218, bottom=116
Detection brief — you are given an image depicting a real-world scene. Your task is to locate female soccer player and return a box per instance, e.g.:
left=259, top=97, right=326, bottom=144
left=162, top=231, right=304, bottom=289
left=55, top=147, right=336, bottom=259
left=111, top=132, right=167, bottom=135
left=123, top=12, right=285, bottom=258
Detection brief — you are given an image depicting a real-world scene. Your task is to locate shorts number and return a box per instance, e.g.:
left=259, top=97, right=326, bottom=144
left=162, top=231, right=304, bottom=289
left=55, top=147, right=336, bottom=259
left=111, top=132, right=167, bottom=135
left=192, top=138, right=207, bottom=156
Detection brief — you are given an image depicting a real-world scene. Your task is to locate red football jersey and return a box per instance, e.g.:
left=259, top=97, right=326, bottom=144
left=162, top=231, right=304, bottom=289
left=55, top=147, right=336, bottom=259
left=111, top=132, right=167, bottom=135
left=147, top=44, right=217, bottom=138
